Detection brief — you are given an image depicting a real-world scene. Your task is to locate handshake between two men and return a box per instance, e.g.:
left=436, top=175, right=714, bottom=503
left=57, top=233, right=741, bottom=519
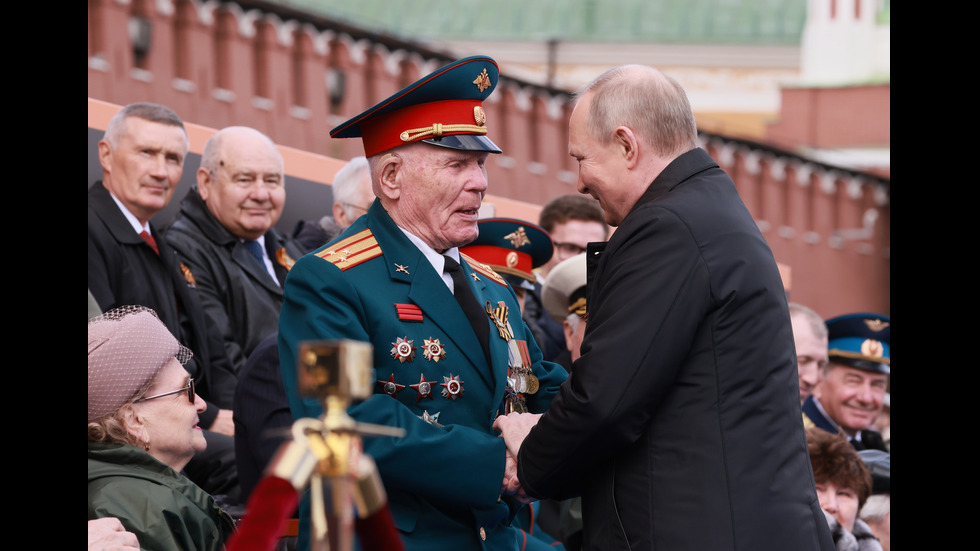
left=494, top=411, right=543, bottom=504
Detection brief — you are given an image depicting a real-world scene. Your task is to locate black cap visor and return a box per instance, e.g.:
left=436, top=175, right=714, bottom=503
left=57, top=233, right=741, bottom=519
left=422, top=134, right=502, bottom=154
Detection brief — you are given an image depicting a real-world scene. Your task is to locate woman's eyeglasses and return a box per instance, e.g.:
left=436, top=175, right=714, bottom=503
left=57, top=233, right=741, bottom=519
left=135, top=378, right=195, bottom=404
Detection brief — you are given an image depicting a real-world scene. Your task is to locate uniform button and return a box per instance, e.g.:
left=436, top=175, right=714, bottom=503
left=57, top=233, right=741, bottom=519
left=480, top=527, right=486, bottom=540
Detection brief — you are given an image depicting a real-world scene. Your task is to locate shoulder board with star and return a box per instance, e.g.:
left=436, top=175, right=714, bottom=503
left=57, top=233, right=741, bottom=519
left=315, top=229, right=382, bottom=271
left=460, top=253, right=507, bottom=286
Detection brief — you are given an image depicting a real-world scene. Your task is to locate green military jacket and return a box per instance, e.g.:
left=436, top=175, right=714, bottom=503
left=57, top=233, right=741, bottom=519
left=278, top=200, right=568, bottom=551
left=88, top=441, right=236, bottom=550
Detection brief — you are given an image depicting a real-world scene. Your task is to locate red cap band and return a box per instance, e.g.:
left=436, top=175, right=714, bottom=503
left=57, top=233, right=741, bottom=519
left=359, top=99, right=486, bottom=157
left=463, top=245, right=534, bottom=280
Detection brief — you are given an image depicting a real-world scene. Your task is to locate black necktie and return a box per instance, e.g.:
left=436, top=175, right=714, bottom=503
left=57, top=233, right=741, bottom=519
left=443, top=255, right=491, bottom=368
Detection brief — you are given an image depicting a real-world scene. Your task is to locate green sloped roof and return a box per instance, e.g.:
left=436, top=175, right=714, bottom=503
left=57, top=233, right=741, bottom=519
left=265, top=0, right=809, bottom=45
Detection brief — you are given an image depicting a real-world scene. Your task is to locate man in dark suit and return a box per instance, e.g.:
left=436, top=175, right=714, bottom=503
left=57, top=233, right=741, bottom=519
left=278, top=55, right=568, bottom=551
left=88, top=102, right=241, bottom=505
left=803, top=313, right=890, bottom=452
left=494, top=65, right=835, bottom=550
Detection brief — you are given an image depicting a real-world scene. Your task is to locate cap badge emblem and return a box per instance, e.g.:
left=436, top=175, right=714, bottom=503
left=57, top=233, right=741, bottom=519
left=864, top=319, right=889, bottom=332
left=504, top=227, right=530, bottom=248
left=473, top=68, right=491, bottom=92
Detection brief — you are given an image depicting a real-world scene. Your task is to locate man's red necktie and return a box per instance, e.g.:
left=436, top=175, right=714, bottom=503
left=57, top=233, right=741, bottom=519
left=140, top=230, right=159, bottom=255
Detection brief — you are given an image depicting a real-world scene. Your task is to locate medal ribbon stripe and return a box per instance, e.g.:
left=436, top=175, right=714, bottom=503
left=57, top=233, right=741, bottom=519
left=516, top=340, right=531, bottom=367
left=395, top=303, right=423, bottom=321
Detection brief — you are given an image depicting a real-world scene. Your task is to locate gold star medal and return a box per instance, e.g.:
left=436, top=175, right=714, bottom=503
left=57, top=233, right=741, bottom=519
left=422, top=338, right=447, bottom=362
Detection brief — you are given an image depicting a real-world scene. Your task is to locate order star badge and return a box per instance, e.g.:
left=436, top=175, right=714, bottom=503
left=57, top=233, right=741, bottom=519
left=422, top=338, right=447, bottom=362
left=419, top=410, right=443, bottom=427
left=411, top=373, right=436, bottom=401
left=390, top=336, right=416, bottom=363
left=377, top=374, right=405, bottom=398
left=441, top=374, right=465, bottom=401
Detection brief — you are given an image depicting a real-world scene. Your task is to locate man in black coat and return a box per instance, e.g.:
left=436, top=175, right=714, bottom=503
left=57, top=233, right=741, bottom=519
left=494, top=65, right=835, bottom=550
left=164, top=126, right=306, bottom=376
left=88, top=102, right=241, bottom=505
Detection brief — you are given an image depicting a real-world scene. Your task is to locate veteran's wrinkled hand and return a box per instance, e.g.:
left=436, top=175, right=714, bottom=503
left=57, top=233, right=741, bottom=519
left=492, top=412, right=542, bottom=467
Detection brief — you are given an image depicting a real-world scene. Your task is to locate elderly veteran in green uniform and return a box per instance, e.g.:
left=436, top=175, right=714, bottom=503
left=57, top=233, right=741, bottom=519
left=802, top=313, right=890, bottom=452
left=278, top=56, right=568, bottom=551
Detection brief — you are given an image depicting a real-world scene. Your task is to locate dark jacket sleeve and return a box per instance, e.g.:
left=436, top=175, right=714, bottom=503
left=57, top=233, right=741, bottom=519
left=518, top=207, right=709, bottom=499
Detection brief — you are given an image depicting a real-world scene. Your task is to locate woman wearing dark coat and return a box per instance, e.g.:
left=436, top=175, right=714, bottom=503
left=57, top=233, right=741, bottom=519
left=88, top=306, right=237, bottom=550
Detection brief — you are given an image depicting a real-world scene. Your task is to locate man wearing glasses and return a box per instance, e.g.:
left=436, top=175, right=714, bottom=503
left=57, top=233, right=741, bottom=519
left=526, top=194, right=609, bottom=362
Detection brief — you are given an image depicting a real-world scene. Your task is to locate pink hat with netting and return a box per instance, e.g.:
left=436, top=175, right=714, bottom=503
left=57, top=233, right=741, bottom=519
left=88, top=305, right=193, bottom=422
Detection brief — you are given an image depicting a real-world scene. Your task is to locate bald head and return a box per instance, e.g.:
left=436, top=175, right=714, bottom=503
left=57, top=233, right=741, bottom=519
left=197, top=126, right=286, bottom=240
left=574, top=64, right=699, bottom=160
left=201, top=126, right=283, bottom=174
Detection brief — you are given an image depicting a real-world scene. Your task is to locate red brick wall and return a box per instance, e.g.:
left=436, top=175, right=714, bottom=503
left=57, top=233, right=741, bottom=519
left=87, top=0, right=889, bottom=318
left=767, top=84, right=890, bottom=150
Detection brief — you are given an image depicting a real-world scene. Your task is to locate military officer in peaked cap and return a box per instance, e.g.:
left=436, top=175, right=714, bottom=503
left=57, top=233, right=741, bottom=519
left=803, top=313, right=890, bottom=452
left=461, top=217, right=553, bottom=313
left=278, top=56, right=568, bottom=551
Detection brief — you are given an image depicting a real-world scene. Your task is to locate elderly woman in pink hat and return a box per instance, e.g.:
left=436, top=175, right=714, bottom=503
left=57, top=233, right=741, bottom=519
left=88, top=305, right=236, bottom=550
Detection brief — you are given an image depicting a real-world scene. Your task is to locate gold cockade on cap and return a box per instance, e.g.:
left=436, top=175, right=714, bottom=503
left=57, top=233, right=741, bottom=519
left=860, top=339, right=885, bottom=358
left=473, top=68, right=491, bottom=92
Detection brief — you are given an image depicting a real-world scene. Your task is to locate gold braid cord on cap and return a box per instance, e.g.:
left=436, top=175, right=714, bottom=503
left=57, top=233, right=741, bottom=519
left=400, top=123, right=488, bottom=143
